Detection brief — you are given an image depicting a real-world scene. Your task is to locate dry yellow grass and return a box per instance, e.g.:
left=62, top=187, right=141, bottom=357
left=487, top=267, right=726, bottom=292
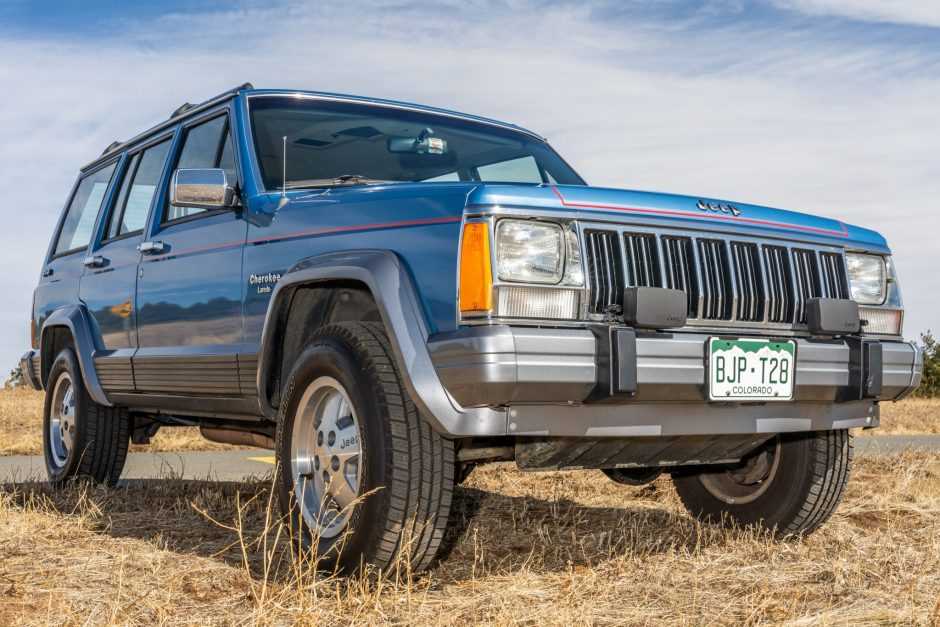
left=873, top=398, right=940, bottom=436
left=0, top=387, right=236, bottom=456
left=2, top=387, right=938, bottom=456
left=0, top=451, right=938, bottom=625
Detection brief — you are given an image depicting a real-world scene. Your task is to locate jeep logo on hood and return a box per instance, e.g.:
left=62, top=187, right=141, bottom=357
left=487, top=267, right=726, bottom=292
left=697, top=199, right=742, bottom=217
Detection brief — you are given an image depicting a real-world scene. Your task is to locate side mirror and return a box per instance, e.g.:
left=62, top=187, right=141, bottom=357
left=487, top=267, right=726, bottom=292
left=171, top=168, right=236, bottom=210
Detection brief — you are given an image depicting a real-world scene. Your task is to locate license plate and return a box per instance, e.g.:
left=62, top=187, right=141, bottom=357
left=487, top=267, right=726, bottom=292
left=708, top=338, right=796, bottom=401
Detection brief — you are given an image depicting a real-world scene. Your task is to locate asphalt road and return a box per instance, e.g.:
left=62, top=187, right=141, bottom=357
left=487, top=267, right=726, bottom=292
left=1, top=435, right=938, bottom=483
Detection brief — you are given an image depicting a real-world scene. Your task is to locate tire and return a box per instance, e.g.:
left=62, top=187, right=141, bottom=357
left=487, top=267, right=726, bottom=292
left=672, top=430, right=852, bottom=537
left=603, top=467, right=662, bottom=486
left=43, top=347, right=130, bottom=486
left=275, top=321, right=455, bottom=574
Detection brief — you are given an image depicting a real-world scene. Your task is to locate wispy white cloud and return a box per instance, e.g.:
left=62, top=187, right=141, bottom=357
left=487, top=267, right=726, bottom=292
left=772, top=0, right=940, bottom=28
left=1, top=0, right=939, bottom=372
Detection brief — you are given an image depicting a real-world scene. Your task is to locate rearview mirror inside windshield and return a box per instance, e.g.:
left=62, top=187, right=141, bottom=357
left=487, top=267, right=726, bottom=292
left=387, top=128, right=448, bottom=155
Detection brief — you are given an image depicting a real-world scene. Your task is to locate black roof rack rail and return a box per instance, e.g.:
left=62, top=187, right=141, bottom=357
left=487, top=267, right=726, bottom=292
left=90, top=82, right=254, bottom=169
left=165, top=81, right=252, bottom=121
left=170, top=102, right=196, bottom=118
left=101, top=141, right=122, bottom=156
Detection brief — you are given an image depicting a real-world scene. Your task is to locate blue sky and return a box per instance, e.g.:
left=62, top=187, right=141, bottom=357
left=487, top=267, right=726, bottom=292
left=1, top=0, right=938, bottom=373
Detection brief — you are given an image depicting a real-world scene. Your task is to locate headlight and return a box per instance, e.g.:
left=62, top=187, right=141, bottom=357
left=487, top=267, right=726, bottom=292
left=496, top=220, right=564, bottom=284
left=846, top=253, right=886, bottom=305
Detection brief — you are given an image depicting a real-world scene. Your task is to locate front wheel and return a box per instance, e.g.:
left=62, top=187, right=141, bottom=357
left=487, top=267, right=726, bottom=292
left=275, top=322, right=455, bottom=574
left=672, top=430, right=852, bottom=537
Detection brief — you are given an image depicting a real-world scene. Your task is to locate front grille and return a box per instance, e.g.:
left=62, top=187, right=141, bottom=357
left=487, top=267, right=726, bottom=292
left=791, top=249, right=821, bottom=323
left=820, top=252, right=849, bottom=299
left=583, top=228, right=850, bottom=328
left=730, top=242, right=764, bottom=322
left=584, top=230, right=624, bottom=314
left=697, top=239, right=733, bottom=320
left=662, top=237, right=698, bottom=316
left=763, top=246, right=794, bottom=323
left=624, top=233, right=660, bottom=288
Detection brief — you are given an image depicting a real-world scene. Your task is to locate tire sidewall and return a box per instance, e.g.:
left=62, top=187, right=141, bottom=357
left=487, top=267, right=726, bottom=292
left=42, top=348, right=88, bottom=483
left=676, top=433, right=820, bottom=530
left=275, top=334, right=390, bottom=569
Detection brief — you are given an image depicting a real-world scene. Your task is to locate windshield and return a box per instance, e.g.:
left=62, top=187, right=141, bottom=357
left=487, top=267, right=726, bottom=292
left=249, top=96, right=585, bottom=190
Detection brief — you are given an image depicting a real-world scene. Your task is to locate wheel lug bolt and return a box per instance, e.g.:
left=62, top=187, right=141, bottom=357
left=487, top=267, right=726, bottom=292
left=322, top=470, right=329, bottom=485
left=328, top=431, right=336, bottom=446
left=317, top=431, right=323, bottom=446
left=314, top=457, right=320, bottom=470
left=331, top=456, right=340, bottom=472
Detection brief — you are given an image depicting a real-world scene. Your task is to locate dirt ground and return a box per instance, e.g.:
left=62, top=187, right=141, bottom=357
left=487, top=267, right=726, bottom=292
left=1, top=387, right=939, bottom=623
left=1, top=388, right=937, bottom=456
left=0, top=451, right=938, bottom=625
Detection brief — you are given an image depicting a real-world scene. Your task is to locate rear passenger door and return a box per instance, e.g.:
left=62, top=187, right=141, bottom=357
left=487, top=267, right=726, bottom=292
left=35, top=161, right=119, bottom=335
left=80, top=136, right=173, bottom=393
left=133, top=110, right=249, bottom=401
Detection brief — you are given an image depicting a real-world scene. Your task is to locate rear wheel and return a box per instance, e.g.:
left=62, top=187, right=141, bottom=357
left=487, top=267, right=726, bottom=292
left=672, top=430, right=852, bottom=537
left=275, top=322, right=455, bottom=574
left=43, top=347, right=130, bottom=486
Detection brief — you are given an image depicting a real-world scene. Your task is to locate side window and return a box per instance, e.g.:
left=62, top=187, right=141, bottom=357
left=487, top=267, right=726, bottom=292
left=106, top=139, right=172, bottom=240
left=54, top=163, right=117, bottom=256
left=165, top=115, right=235, bottom=222
left=476, top=156, right=543, bottom=183
left=423, top=171, right=460, bottom=182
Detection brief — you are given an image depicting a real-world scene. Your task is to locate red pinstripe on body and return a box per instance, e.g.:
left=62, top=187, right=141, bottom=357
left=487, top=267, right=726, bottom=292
left=143, top=215, right=462, bottom=262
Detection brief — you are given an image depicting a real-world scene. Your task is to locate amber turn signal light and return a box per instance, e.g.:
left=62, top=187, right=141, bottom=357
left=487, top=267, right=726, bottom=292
left=459, top=222, right=493, bottom=314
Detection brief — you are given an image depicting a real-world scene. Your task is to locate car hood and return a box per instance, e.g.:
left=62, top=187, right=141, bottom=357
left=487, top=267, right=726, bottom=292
left=467, top=184, right=888, bottom=252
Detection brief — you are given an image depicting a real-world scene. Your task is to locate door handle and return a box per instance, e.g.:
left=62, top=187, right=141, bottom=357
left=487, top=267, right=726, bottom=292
left=82, top=255, right=107, bottom=268
left=137, top=240, right=167, bottom=255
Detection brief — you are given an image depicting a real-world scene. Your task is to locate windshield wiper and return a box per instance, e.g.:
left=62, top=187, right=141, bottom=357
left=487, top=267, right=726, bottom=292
left=284, top=174, right=395, bottom=189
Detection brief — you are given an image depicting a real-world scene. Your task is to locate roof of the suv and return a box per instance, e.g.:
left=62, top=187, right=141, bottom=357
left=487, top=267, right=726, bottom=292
left=84, top=84, right=544, bottom=172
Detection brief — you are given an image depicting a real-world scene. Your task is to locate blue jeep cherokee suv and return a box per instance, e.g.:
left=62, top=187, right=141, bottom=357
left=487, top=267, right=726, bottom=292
left=21, top=83, right=923, bottom=572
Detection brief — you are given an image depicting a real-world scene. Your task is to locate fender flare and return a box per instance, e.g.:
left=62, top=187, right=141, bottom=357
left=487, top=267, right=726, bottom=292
left=40, top=305, right=112, bottom=407
left=256, top=249, right=507, bottom=437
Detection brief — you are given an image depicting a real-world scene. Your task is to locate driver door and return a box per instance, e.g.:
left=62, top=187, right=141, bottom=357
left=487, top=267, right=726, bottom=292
left=133, top=109, right=250, bottom=404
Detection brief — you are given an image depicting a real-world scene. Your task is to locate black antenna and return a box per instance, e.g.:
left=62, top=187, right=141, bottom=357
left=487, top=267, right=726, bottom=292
left=277, top=136, right=289, bottom=209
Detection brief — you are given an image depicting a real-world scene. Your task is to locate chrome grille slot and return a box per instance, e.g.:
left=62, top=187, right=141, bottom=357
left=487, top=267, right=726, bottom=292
left=792, top=249, right=822, bottom=323
left=763, top=245, right=794, bottom=323
left=623, top=233, right=661, bottom=288
left=730, top=242, right=764, bottom=322
left=584, top=230, right=624, bottom=314
left=820, top=252, right=849, bottom=299
left=662, top=236, right=698, bottom=317
left=697, top=239, right=733, bottom=320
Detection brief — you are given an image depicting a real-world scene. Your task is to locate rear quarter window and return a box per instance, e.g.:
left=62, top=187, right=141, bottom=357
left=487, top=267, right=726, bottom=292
left=54, top=163, right=117, bottom=256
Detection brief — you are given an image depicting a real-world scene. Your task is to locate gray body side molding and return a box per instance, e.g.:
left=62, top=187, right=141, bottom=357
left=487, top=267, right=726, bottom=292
left=256, top=250, right=508, bottom=437
left=41, top=306, right=112, bottom=407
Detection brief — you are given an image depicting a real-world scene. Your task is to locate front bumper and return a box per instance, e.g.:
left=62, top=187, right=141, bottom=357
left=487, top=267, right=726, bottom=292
left=20, top=350, right=42, bottom=390
left=428, top=326, right=923, bottom=438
